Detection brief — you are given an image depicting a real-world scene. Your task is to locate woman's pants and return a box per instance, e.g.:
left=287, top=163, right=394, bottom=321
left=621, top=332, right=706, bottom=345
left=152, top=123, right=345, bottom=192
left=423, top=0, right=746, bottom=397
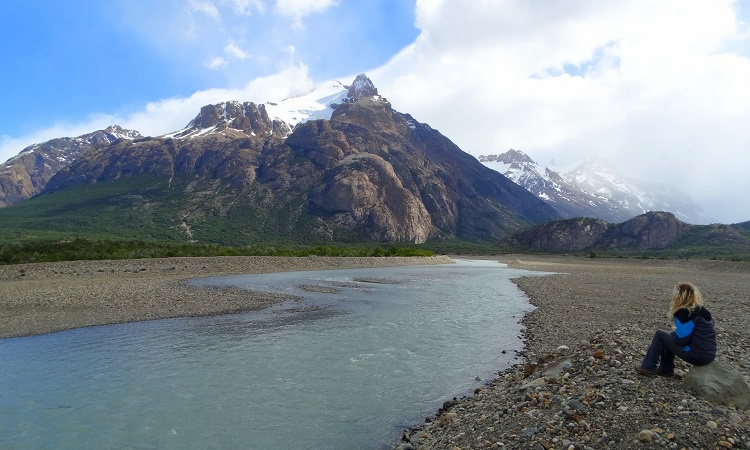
left=641, top=330, right=696, bottom=374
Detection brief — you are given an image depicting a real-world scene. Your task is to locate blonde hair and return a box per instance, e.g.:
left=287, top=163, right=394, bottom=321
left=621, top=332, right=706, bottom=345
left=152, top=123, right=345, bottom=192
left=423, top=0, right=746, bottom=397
left=669, top=282, right=703, bottom=316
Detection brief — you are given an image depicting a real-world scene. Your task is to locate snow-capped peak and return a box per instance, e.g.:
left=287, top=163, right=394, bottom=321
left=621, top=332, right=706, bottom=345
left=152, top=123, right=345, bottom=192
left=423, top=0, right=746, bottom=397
left=103, top=125, right=141, bottom=141
left=160, top=75, right=380, bottom=140
left=479, top=149, right=540, bottom=184
left=346, top=74, right=378, bottom=100
left=69, top=126, right=142, bottom=147
left=264, top=79, right=349, bottom=129
left=478, top=150, right=713, bottom=224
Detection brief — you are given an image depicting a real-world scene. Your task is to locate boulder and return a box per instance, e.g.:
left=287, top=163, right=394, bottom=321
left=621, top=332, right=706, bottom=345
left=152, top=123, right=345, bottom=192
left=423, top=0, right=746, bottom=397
left=684, top=361, right=750, bottom=410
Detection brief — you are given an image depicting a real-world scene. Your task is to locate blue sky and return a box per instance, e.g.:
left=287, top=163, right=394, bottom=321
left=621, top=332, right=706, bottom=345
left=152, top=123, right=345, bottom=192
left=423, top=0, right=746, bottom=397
left=2, top=1, right=750, bottom=224
left=0, top=0, right=417, bottom=136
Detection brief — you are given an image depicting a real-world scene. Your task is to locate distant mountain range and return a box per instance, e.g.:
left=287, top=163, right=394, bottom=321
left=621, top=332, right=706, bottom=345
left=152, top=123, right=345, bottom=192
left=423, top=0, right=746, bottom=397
left=0, top=75, right=558, bottom=244
left=479, top=150, right=714, bottom=225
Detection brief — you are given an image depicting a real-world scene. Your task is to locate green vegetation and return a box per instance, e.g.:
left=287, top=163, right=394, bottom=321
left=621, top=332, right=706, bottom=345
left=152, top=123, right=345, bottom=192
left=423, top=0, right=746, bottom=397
left=0, top=239, right=435, bottom=265
left=499, top=237, right=750, bottom=262
left=573, top=246, right=750, bottom=262
left=418, top=239, right=503, bottom=255
left=0, top=176, right=182, bottom=242
left=0, top=174, right=443, bottom=264
left=1, top=173, right=748, bottom=264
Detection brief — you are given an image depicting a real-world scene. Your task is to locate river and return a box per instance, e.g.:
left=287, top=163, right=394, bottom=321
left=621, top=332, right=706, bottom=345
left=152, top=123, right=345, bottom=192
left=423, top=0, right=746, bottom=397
left=0, top=259, right=544, bottom=449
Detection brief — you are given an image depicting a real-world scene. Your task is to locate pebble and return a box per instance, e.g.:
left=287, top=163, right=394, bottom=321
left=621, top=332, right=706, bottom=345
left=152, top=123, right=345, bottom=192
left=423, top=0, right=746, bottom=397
left=638, top=429, right=655, bottom=443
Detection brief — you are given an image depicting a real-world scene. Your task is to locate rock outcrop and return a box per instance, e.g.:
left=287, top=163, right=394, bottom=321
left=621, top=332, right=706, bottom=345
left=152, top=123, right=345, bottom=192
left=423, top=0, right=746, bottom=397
left=346, top=73, right=379, bottom=99
left=685, top=361, right=750, bottom=410
left=506, top=217, right=610, bottom=252
left=605, top=211, right=685, bottom=249
left=173, top=101, right=290, bottom=139
left=310, top=153, right=434, bottom=243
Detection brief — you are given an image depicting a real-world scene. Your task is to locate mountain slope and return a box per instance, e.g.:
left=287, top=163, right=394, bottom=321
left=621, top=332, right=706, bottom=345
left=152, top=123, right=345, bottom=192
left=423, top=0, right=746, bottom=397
left=480, top=150, right=626, bottom=222
left=480, top=150, right=712, bottom=224
left=0, top=126, right=141, bottom=207
left=2, top=75, right=559, bottom=244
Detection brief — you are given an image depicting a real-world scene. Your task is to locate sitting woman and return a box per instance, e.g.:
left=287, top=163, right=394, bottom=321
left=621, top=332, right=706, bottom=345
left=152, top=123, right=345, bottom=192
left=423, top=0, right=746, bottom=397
left=636, top=282, right=716, bottom=377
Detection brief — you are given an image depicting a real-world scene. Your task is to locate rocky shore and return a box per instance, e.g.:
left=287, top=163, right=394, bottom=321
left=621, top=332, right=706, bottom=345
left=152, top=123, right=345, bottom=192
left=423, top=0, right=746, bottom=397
left=0, top=255, right=452, bottom=338
left=397, top=255, right=750, bottom=450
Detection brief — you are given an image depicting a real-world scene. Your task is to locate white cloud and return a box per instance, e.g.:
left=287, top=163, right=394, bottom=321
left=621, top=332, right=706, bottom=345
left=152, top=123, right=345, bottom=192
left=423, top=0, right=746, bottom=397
left=205, top=56, right=229, bottom=70
left=225, top=41, right=251, bottom=60
left=229, top=0, right=265, bottom=15
left=274, top=0, right=338, bottom=26
left=371, top=0, right=750, bottom=223
left=188, top=0, right=221, bottom=20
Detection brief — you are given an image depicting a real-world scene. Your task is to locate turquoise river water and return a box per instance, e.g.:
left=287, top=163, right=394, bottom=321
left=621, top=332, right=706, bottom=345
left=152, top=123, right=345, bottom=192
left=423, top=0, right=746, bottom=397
left=0, top=259, right=545, bottom=449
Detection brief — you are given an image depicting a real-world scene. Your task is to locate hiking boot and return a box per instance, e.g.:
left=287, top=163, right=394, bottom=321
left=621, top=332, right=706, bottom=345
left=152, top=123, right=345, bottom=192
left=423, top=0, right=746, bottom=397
left=635, top=366, right=657, bottom=376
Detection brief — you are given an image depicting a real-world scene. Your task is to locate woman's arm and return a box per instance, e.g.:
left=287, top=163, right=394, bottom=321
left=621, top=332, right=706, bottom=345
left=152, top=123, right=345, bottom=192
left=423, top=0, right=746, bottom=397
left=673, top=309, right=694, bottom=347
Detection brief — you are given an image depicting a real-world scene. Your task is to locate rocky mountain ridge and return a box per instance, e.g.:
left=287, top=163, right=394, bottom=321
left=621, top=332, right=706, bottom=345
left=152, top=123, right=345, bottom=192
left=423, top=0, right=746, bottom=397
left=0, top=125, right=142, bottom=207
left=501, top=211, right=750, bottom=253
left=480, top=150, right=713, bottom=225
left=3, top=75, right=559, bottom=244
left=169, top=101, right=291, bottom=140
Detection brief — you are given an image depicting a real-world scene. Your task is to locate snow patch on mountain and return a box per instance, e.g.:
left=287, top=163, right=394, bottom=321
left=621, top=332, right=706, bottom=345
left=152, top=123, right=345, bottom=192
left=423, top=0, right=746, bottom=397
left=7, top=126, right=142, bottom=166
left=265, top=79, right=349, bottom=128
left=162, top=80, right=351, bottom=140
left=162, top=75, right=385, bottom=140
left=480, top=150, right=713, bottom=224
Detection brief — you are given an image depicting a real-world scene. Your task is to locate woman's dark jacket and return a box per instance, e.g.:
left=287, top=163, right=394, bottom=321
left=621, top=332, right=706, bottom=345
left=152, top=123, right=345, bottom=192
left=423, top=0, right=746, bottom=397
left=673, top=305, right=716, bottom=365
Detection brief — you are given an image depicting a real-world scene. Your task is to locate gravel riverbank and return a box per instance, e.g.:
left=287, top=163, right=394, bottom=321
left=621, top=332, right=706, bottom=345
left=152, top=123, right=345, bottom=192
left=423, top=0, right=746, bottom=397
left=397, top=255, right=750, bottom=450
left=0, top=255, right=452, bottom=339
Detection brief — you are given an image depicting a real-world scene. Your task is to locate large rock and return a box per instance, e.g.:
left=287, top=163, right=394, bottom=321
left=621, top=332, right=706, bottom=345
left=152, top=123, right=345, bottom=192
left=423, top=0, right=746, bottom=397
left=607, top=211, right=685, bottom=249
left=310, top=153, right=435, bottom=243
left=684, top=361, right=750, bottom=410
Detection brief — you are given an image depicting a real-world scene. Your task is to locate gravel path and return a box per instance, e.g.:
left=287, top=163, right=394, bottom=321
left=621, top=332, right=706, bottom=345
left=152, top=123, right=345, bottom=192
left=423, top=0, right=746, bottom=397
left=397, top=255, right=750, bottom=450
left=0, top=255, right=452, bottom=338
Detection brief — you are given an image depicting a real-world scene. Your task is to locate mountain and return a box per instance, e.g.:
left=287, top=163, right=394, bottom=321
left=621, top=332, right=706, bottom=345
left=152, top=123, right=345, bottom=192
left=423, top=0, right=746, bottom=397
left=0, top=126, right=142, bottom=207
left=479, top=150, right=712, bottom=224
left=479, top=150, right=626, bottom=222
left=501, top=211, right=750, bottom=256
left=1, top=75, right=559, bottom=244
